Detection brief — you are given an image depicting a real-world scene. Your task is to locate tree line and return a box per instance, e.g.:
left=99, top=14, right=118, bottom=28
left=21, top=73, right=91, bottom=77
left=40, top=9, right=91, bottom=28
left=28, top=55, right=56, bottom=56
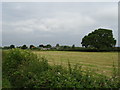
left=3, top=44, right=76, bottom=50
left=2, top=28, right=120, bottom=51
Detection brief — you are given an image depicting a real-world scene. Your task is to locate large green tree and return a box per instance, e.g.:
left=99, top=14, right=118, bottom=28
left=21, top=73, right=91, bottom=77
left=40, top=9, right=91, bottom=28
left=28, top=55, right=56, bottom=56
left=10, top=45, right=15, bottom=49
left=81, top=28, right=116, bottom=49
left=29, top=45, right=35, bottom=49
left=21, top=45, right=28, bottom=49
left=46, top=44, right=52, bottom=48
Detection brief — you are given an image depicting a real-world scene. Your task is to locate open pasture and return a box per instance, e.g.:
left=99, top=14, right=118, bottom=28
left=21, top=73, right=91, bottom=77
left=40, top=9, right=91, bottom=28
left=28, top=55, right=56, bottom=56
left=34, top=51, right=118, bottom=76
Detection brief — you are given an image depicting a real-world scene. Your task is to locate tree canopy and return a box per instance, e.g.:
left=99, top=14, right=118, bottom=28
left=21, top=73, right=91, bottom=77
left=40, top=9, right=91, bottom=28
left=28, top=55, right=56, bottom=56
left=39, top=44, right=44, bottom=47
left=81, top=28, right=116, bottom=49
left=10, top=45, right=15, bottom=49
left=56, top=44, right=60, bottom=47
left=46, top=44, right=52, bottom=48
left=30, top=45, right=35, bottom=49
left=21, top=45, right=28, bottom=49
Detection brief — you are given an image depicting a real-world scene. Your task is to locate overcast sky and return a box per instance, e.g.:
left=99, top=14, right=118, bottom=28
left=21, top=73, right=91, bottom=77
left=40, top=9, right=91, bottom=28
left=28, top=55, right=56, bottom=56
left=2, top=2, right=118, bottom=47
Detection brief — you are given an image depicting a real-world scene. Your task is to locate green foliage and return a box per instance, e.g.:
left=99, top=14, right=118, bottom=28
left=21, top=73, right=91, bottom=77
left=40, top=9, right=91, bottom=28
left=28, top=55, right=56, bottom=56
left=21, top=45, right=28, bottom=49
left=2, top=49, right=120, bottom=88
left=3, top=46, right=10, bottom=49
left=39, top=44, right=44, bottom=48
left=2, top=48, right=50, bottom=88
left=29, top=45, right=35, bottom=49
left=10, top=45, right=15, bottom=49
left=2, top=77, right=11, bottom=88
left=38, top=44, right=52, bottom=48
left=3, top=49, right=37, bottom=76
left=72, top=44, right=75, bottom=48
left=46, top=44, right=52, bottom=48
left=81, top=28, right=116, bottom=49
left=56, top=44, right=60, bottom=47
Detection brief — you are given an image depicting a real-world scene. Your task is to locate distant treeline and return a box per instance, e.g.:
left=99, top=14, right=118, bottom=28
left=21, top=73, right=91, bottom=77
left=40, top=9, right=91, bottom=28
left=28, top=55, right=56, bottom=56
left=1, top=28, right=119, bottom=52
left=1, top=44, right=120, bottom=52
left=59, top=47, right=120, bottom=52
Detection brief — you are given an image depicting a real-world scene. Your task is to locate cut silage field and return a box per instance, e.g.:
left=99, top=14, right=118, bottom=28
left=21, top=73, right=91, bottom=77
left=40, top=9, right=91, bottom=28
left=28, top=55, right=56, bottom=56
left=34, top=51, right=118, bottom=76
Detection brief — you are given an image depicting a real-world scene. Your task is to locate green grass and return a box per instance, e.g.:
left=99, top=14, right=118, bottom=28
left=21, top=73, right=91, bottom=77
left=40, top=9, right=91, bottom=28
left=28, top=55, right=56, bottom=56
left=34, top=51, right=118, bottom=76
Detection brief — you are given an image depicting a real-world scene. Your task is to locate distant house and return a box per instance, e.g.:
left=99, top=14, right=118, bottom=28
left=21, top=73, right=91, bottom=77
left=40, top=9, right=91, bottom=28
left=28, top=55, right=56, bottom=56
left=40, top=47, right=51, bottom=50
left=31, top=46, right=36, bottom=49
left=51, top=46, right=60, bottom=50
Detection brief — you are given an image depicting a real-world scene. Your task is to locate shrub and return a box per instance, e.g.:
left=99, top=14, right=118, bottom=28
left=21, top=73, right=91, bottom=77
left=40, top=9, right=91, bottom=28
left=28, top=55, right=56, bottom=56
left=2, top=77, right=11, bottom=88
left=2, top=48, right=50, bottom=88
left=3, top=49, right=37, bottom=76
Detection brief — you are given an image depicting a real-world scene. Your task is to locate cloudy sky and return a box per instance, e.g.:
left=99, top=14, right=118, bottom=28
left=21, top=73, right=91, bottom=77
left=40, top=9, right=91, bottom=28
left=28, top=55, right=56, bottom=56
left=2, top=2, right=118, bottom=47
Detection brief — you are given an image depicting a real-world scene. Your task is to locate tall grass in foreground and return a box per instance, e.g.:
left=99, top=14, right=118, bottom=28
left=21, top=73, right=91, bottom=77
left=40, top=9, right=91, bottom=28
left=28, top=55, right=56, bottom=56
left=2, top=49, right=120, bottom=88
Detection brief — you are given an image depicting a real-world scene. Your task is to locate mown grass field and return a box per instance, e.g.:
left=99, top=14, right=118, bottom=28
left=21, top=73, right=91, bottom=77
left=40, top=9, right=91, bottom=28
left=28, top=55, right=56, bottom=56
left=34, top=51, right=118, bottom=76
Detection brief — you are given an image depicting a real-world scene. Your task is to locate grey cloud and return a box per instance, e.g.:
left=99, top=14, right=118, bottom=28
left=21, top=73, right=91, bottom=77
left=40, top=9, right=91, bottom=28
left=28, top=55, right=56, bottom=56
left=2, top=2, right=118, bottom=46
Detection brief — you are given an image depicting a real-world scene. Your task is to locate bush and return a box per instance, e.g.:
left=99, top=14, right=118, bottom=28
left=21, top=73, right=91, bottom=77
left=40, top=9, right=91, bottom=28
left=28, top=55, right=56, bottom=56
left=3, top=49, right=38, bottom=76
left=2, top=77, right=11, bottom=88
left=2, top=48, right=50, bottom=88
